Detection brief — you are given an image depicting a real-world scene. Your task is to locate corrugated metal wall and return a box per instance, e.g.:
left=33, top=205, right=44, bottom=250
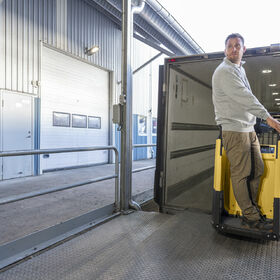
left=0, top=0, right=122, bottom=96
left=133, top=114, right=147, bottom=160
left=133, top=38, right=165, bottom=118
left=0, top=0, right=162, bottom=163
left=0, top=0, right=59, bottom=94
left=66, top=0, right=122, bottom=74
left=0, top=0, right=165, bottom=112
left=132, top=39, right=164, bottom=159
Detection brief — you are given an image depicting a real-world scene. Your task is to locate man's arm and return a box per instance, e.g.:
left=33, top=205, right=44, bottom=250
left=266, top=116, right=280, bottom=133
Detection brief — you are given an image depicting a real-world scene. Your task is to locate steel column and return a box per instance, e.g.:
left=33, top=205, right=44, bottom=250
left=120, top=0, right=132, bottom=211
left=120, top=0, right=145, bottom=212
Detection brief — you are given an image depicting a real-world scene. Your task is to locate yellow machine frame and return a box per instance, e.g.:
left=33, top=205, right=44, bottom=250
left=214, top=139, right=280, bottom=219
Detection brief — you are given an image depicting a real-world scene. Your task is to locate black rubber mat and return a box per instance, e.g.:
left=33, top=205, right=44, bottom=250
left=1, top=210, right=280, bottom=279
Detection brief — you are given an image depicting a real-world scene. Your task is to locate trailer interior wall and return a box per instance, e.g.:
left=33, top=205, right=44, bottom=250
left=165, top=67, right=219, bottom=207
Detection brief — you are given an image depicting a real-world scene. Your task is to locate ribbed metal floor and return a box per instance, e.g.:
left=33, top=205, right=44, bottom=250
left=1, top=210, right=280, bottom=280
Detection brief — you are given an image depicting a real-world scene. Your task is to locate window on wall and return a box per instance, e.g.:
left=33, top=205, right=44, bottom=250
left=53, top=112, right=70, bottom=127
left=88, top=116, right=101, bottom=129
left=52, top=112, right=102, bottom=129
left=72, top=114, right=87, bottom=128
left=138, top=115, right=147, bottom=136
left=152, top=118, right=157, bottom=135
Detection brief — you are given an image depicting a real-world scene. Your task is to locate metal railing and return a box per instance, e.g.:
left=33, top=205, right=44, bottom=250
left=133, top=144, right=156, bottom=148
left=0, top=144, right=157, bottom=207
left=132, top=144, right=156, bottom=172
left=0, top=144, right=158, bottom=270
left=258, top=131, right=279, bottom=145
left=0, top=146, right=119, bottom=210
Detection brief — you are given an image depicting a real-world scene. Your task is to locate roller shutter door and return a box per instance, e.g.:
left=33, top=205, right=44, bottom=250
left=41, top=47, right=109, bottom=171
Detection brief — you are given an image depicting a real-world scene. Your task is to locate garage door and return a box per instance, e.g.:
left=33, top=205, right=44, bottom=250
left=41, top=47, right=109, bottom=171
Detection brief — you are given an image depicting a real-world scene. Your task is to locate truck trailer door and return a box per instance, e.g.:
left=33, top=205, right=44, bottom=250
left=154, top=58, right=220, bottom=212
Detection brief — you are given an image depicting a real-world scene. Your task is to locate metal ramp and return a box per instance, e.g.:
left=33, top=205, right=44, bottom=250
left=1, top=210, right=280, bottom=279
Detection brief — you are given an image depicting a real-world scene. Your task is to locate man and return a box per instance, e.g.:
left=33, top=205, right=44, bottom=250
left=212, top=33, right=280, bottom=230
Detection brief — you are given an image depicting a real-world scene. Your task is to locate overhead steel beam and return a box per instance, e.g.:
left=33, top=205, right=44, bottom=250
left=88, top=0, right=203, bottom=56
left=133, top=52, right=163, bottom=75
left=142, top=0, right=204, bottom=54
left=134, top=15, right=184, bottom=55
left=133, top=33, right=174, bottom=56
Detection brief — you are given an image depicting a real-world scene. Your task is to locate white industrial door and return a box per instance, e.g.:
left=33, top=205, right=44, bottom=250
left=41, top=47, right=109, bottom=171
left=1, top=91, right=33, bottom=179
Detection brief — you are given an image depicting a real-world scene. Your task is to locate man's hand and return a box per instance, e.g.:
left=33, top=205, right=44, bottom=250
left=266, top=116, right=280, bottom=133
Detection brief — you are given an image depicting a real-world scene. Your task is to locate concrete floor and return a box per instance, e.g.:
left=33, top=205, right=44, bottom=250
left=0, top=159, right=155, bottom=245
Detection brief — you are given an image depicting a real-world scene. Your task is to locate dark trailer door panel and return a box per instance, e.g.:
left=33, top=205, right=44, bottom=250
left=154, top=54, right=221, bottom=212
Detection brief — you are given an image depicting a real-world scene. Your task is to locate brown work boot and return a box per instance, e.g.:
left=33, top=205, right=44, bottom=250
left=255, top=205, right=273, bottom=224
left=242, top=216, right=273, bottom=231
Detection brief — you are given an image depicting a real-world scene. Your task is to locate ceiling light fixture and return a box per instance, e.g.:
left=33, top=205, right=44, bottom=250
left=275, top=98, right=280, bottom=101
left=269, top=84, right=277, bottom=87
left=272, top=92, right=279, bottom=95
left=262, top=69, right=272, bottom=73
left=84, top=45, right=99, bottom=56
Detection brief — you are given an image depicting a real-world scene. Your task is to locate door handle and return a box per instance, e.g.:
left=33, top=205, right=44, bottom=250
left=26, top=135, right=31, bottom=138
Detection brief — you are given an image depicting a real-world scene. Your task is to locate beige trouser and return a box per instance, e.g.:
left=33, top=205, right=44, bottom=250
left=222, top=131, right=264, bottom=221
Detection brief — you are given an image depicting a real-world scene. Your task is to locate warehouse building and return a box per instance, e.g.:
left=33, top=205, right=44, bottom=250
left=2, top=0, right=280, bottom=278
left=0, top=0, right=202, bottom=180
left=0, top=0, right=206, bottom=272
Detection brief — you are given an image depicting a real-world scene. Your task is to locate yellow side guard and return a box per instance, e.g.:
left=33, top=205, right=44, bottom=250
left=213, top=139, right=280, bottom=219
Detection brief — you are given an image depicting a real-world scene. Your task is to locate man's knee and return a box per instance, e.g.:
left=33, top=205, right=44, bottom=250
left=255, top=160, right=264, bottom=178
left=229, top=151, right=251, bottom=179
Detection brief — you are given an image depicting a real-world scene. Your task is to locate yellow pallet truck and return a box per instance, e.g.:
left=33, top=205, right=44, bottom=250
left=212, top=135, right=280, bottom=240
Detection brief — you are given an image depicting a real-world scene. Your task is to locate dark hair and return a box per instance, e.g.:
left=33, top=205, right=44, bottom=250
left=225, top=33, right=244, bottom=46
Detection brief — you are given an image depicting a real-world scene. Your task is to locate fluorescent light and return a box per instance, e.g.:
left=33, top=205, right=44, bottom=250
left=277, top=103, right=280, bottom=105
left=272, top=92, right=279, bottom=95
left=275, top=98, right=280, bottom=101
left=262, top=69, right=272, bottom=73
left=269, top=84, right=277, bottom=87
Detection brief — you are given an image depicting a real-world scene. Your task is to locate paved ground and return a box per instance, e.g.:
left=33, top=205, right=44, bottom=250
left=0, top=159, right=155, bottom=245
